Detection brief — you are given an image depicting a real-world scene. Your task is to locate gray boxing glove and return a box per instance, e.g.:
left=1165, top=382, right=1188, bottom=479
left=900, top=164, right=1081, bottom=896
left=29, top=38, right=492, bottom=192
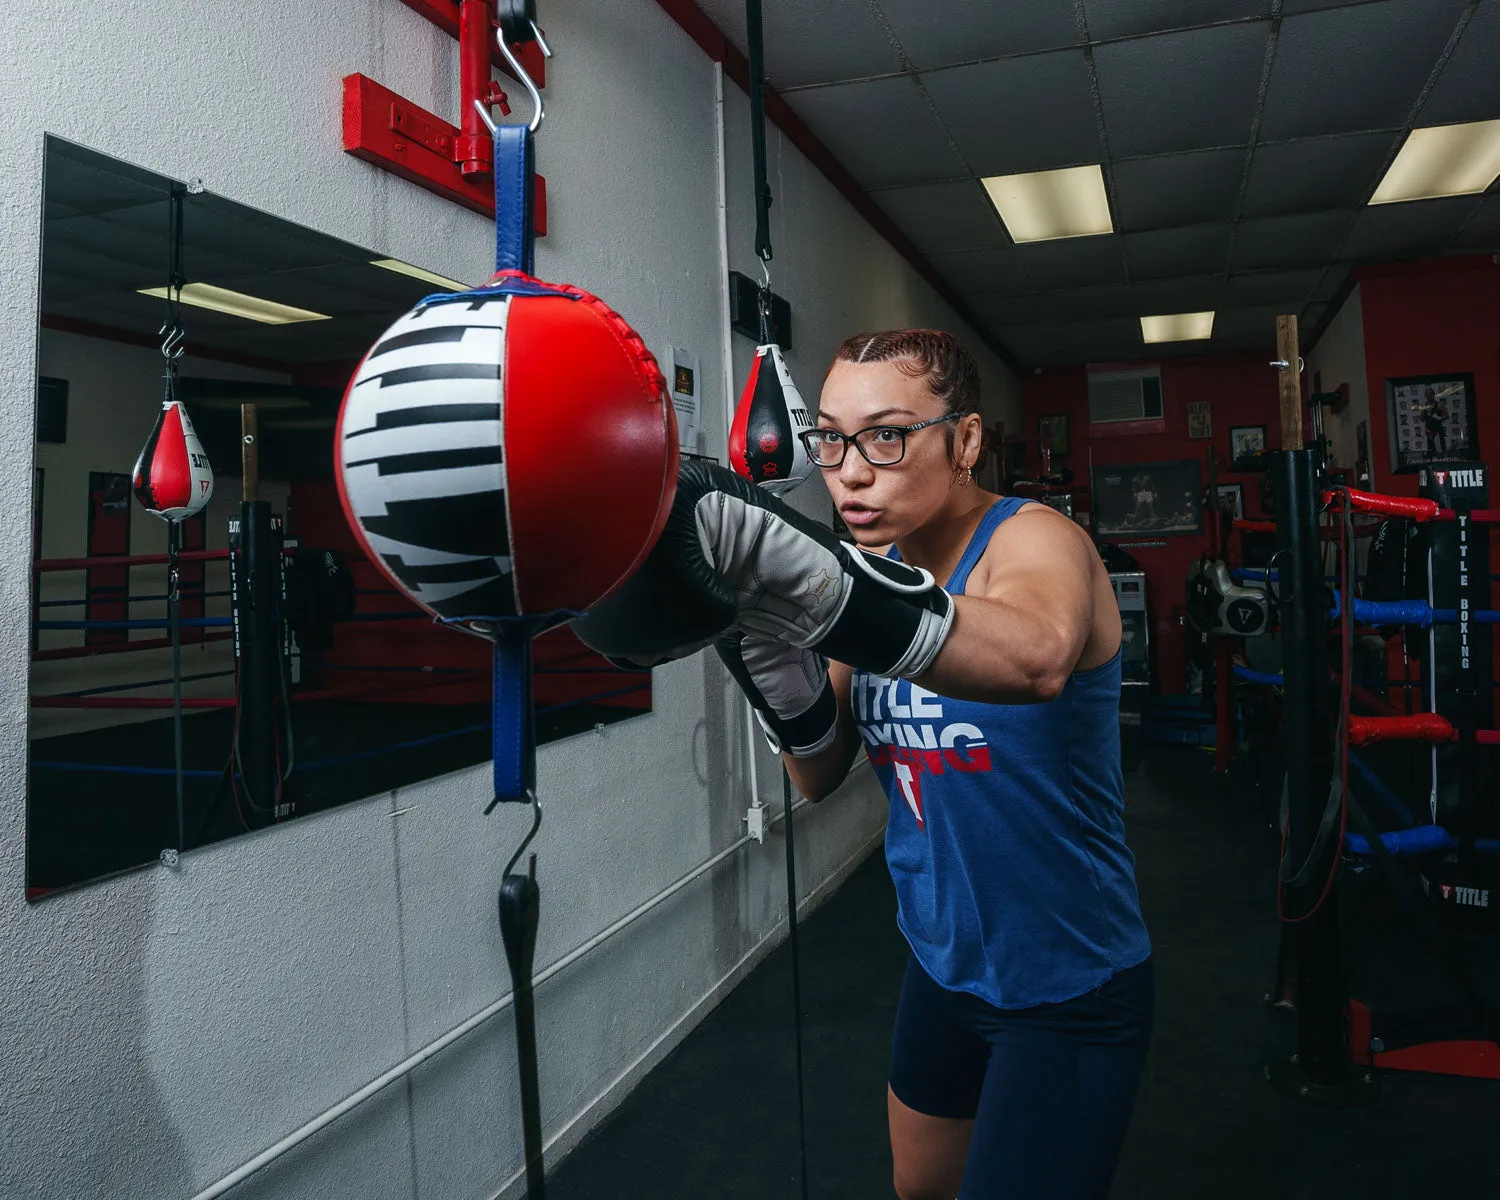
left=572, top=461, right=953, bottom=679
left=715, top=630, right=838, bottom=758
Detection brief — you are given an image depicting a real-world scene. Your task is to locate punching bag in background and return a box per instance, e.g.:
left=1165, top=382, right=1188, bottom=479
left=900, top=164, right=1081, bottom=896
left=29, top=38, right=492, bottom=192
left=729, top=343, right=813, bottom=496
left=132, top=400, right=214, bottom=521
left=335, top=270, right=679, bottom=634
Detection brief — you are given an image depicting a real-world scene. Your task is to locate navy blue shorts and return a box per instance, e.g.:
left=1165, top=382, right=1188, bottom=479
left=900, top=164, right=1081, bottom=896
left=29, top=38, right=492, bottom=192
left=889, top=956, right=1154, bottom=1200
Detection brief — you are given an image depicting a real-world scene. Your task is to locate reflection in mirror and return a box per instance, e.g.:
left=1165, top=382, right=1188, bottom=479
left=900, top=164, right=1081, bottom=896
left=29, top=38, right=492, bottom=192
left=28, top=137, right=650, bottom=899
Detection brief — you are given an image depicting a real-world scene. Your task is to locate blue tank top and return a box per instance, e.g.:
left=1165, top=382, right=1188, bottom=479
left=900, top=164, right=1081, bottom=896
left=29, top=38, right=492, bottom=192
left=853, top=498, right=1151, bottom=1009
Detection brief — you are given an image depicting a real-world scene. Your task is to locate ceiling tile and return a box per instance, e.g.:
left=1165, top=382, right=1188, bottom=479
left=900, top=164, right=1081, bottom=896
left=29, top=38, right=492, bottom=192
left=1340, top=195, right=1484, bottom=261
left=1231, top=211, right=1355, bottom=270
left=872, top=181, right=1006, bottom=253
left=995, top=323, right=1075, bottom=365
left=1127, top=274, right=1227, bottom=315
left=879, top=0, right=1079, bottom=68
left=1110, top=149, right=1246, bottom=232
left=1083, top=0, right=1271, bottom=40
left=926, top=246, right=1035, bottom=295
left=1225, top=269, right=1324, bottom=305
left=985, top=285, right=1140, bottom=324
left=1419, top=1, right=1500, bottom=126
left=973, top=294, right=1065, bottom=327
left=1208, top=305, right=1285, bottom=350
left=1093, top=22, right=1269, bottom=156
left=921, top=51, right=1102, bottom=174
left=691, top=0, right=903, bottom=89
left=1279, top=0, right=1372, bottom=10
left=1241, top=133, right=1397, bottom=217
left=1123, top=223, right=1233, bottom=278
left=1260, top=0, right=1472, bottom=141
left=999, top=318, right=1145, bottom=366
left=1013, top=236, right=1129, bottom=290
left=785, top=76, right=966, bottom=188
left=1450, top=194, right=1500, bottom=251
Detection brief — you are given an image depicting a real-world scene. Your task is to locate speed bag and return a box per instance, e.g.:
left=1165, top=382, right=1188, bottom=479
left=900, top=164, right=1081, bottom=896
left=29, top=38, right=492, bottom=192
left=729, top=344, right=813, bottom=495
left=335, top=271, right=679, bottom=634
left=133, top=400, right=214, bottom=521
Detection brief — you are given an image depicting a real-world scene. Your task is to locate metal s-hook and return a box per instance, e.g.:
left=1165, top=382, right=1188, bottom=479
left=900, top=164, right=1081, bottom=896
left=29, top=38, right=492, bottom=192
left=160, top=317, right=186, bottom=362
left=496, top=790, right=543, bottom=878
left=496, top=21, right=551, bottom=134
left=472, top=98, right=500, bottom=137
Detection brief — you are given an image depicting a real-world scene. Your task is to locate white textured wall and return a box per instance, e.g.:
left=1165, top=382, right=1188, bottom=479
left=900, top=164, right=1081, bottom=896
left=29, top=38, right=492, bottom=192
left=0, top=4, right=1020, bottom=1200
left=1306, top=285, right=1369, bottom=473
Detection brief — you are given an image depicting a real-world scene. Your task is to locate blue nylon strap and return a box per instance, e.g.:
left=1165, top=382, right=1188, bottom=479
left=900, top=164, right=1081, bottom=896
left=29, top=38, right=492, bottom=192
left=494, top=124, right=535, bottom=275
left=493, top=626, right=536, bottom=803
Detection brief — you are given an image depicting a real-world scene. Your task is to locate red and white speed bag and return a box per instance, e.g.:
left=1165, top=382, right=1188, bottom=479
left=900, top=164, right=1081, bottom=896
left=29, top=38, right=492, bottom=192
left=729, top=344, right=813, bottom=496
left=335, top=272, right=679, bottom=632
left=133, top=400, right=214, bottom=521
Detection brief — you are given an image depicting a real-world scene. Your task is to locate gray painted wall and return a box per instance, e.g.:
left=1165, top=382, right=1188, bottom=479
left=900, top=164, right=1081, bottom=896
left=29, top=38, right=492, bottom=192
left=0, top=3, right=1019, bottom=1198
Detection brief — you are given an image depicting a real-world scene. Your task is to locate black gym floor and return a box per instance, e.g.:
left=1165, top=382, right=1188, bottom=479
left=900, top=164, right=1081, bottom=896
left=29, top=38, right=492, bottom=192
left=548, top=744, right=1500, bottom=1199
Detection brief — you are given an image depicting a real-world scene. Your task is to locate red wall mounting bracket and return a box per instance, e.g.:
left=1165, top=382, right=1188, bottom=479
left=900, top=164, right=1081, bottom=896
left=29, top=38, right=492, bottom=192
left=343, top=1, right=547, bottom=233
left=344, top=74, right=547, bottom=229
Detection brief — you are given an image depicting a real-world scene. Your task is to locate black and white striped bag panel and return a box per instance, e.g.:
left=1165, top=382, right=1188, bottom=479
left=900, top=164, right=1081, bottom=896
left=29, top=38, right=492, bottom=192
left=339, top=298, right=518, bottom=621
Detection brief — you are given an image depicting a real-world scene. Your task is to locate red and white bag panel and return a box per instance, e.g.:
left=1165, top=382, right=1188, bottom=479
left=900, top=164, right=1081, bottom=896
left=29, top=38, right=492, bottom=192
left=132, top=400, right=214, bottom=521
left=729, top=343, right=813, bottom=496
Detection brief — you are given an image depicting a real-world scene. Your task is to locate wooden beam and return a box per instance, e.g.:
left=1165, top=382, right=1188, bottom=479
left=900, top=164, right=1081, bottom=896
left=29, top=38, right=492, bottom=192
left=1276, top=313, right=1302, bottom=450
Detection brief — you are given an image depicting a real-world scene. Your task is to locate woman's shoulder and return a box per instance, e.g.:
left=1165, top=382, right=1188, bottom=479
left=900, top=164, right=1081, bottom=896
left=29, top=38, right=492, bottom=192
left=965, top=501, right=1088, bottom=591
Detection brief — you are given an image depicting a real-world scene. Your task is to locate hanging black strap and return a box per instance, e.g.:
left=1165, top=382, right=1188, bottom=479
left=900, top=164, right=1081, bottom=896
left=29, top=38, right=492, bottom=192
left=744, top=6, right=807, bottom=1192
left=163, top=183, right=188, bottom=858
left=746, top=0, right=773, bottom=266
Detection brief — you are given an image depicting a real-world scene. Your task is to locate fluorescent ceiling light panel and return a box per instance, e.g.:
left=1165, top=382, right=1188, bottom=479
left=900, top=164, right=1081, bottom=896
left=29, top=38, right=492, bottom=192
left=1370, top=119, right=1500, bottom=205
left=138, top=283, right=330, bottom=325
left=371, top=258, right=471, bottom=290
left=981, top=165, right=1114, bottom=243
left=1140, top=312, right=1215, bottom=343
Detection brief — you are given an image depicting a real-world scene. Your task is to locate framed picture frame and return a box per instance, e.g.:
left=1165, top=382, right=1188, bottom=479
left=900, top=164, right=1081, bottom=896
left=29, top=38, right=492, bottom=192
left=1229, top=424, right=1266, bottom=465
left=1385, top=373, right=1478, bottom=474
left=1038, top=413, right=1070, bottom=456
left=1186, top=401, right=1212, bottom=440
left=1215, top=482, right=1244, bottom=520
left=1090, top=459, right=1203, bottom=538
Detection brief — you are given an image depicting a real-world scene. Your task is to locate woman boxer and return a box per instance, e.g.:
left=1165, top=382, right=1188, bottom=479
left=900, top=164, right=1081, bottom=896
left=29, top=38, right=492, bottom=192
left=573, top=329, right=1152, bottom=1200
left=785, top=331, right=1152, bottom=1200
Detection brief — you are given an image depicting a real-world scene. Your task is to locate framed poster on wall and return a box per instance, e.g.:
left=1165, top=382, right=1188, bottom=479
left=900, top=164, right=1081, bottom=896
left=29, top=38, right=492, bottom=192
left=1091, top=460, right=1203, bottom=537
left=1386, top=373, right=1478, bottom=473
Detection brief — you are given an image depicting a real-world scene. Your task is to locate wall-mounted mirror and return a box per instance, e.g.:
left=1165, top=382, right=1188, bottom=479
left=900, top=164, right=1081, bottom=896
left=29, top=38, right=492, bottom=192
left=28, top=137, right=650, bottom=898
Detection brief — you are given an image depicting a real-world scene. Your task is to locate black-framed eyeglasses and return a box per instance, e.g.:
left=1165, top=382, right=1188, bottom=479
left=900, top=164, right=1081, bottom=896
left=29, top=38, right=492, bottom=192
left=799, top=413, right=962, bottom=468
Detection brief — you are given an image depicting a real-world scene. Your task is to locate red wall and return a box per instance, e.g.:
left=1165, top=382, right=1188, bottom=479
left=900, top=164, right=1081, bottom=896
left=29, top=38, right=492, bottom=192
left=1356, top=255, right=1500, bottom=497
left=1023, top=356, right=1300, bottom=691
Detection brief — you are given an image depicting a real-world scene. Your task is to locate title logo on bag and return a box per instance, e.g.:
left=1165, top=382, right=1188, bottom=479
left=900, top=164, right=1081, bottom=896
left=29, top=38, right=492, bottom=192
left=1439, top=884, right=1490, bottom=908
left=1433, top=468, right=1484, bottom=488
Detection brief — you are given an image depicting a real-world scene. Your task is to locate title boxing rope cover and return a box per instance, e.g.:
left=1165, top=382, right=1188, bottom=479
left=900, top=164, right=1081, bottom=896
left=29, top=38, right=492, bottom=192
left=132, top=400, right=214, bottom=522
